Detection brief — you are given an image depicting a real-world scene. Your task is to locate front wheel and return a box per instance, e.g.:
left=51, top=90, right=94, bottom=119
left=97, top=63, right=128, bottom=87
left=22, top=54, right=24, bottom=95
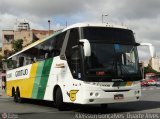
left=55, top=88, right=65, bottom=110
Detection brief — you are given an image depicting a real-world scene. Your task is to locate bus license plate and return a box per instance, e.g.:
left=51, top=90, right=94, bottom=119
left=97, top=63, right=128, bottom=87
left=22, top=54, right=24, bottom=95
left=114, top=94, right=124, bottom=100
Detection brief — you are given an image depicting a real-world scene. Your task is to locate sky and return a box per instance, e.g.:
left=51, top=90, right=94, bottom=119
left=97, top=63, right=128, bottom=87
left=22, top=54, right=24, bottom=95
left=0, top=0, right=160, bottom=61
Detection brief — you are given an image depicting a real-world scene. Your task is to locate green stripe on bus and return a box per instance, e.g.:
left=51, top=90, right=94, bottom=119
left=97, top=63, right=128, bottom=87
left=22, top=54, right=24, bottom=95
left=32, top=61, right=45, bottom=99
left=36, top=58, right=53, bottom=99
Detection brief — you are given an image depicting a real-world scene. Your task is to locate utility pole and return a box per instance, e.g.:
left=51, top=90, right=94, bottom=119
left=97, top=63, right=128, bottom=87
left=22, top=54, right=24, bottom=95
left=66, top=21, right=68, bottom=27
left=102, top=14, right=108, bottom=24
left=48, top=20, right=50, bottom=36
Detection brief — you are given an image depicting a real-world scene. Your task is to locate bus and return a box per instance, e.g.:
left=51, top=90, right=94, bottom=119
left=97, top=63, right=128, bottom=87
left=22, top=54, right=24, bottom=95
left=6, top=23, right=142, bottom=110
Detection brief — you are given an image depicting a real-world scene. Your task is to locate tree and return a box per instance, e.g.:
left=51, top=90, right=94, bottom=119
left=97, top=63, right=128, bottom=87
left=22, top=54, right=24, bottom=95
left=4, top=50, right=14, bottom=58
left=12, top=39, right=23, bottom=53
left=0, top=55, right=3, bottom=70
left=0, top=55, right=3, bottom=61
left=144, top=64, right=158, bottom=74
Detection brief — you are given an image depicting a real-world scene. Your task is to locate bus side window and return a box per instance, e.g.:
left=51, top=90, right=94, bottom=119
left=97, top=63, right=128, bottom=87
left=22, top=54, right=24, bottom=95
left=66, top=28, right=79, bottom=57
left=54, top=32, right=66, bottom=55
left=19, top=57, right=24, bottom=67
left=45, top=53, right=48, bottom=59
left=12, top=60, right=17, bottom=68
left=26, top=57, right=32, bottom=65
left=7, top=60, right=13, bottom=69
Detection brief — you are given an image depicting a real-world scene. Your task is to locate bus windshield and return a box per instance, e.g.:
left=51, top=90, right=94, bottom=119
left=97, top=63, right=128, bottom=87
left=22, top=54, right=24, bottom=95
left=82, top=27, right=142, bottom=82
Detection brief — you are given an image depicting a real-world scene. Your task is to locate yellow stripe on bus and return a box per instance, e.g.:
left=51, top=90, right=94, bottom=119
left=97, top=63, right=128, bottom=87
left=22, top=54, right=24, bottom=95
left=6, top=63, right=38, bottom=98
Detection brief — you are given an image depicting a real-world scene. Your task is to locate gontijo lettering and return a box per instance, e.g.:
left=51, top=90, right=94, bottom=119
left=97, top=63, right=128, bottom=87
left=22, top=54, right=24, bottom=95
left=15, top=69, right=28, bottom=77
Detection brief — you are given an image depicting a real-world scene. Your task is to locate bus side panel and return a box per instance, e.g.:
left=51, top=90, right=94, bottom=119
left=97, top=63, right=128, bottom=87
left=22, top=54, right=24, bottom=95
left=33, top=58, right=53, bottom=100
left=6, top=80, right=15, bottom=97
left=32, top=61, right=45, bottom=99
left=6, top=63, right=38, bottom=98
left=22, top=62, right=38, bottom=98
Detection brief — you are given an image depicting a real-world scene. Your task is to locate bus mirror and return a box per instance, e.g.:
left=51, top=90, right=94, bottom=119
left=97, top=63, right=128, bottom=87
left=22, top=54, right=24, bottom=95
left=79, top=39, right=91, bottom=57
left=139, top=42, right=156, bottom=58
left=135, top=43, right=140, bottom=46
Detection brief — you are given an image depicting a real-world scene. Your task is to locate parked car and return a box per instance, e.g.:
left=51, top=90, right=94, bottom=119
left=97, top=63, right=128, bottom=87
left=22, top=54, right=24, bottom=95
left=147, top=79, right=157, bottom=86
left=144, top=73, right=157, bottom=86
left=141, top=79, right=149, bottom=87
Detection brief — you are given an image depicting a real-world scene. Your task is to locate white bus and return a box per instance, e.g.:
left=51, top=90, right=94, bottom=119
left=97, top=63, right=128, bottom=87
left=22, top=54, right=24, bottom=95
left=6, top=23, right=142, bottom=110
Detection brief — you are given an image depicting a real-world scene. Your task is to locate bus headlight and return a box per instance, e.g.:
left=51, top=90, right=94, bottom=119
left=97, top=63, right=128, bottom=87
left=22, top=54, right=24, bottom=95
left=95, top=92, right=99, bottom=97
left=134, top=90, right=140, bottom=95
left=90, top=92, right=93, bottom=96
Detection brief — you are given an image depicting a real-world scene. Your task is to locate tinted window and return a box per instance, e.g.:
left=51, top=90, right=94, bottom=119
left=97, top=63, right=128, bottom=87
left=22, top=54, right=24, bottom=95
left=16, top=32, right=66, bottom=66
left=82, top=27, right=135, bottom=44
left=66, top=28, right=79, bottom=56
left=65, top=28, right=81, bottom=79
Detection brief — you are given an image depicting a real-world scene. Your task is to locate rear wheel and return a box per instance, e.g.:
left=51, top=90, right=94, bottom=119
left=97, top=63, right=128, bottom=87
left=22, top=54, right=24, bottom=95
left=13, top=92, right=18, bottom=102
left=15, top=89, right=23, bottom=103
left=55, top=88, right=65, bottom=110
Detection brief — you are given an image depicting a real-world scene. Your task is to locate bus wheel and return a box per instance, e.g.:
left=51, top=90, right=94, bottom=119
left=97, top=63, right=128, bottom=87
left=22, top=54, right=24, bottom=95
left=16, top=90, right=23, bottom=103
left=13, top=92, right=18, bottom=102
left=55, top=88, right=65, bottom=110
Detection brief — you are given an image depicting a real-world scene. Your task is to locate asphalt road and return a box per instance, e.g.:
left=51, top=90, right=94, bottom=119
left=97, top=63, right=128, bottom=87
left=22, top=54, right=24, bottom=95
left=0, top=86, right=160, bottom=119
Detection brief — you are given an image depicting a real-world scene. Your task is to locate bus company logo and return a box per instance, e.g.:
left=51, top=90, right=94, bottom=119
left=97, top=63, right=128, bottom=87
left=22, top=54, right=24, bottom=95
left=67, top=90, right=79, bottom=102
left=15, top=69, right=28, bottom=77
left=2, top=113, right=7, bottom=119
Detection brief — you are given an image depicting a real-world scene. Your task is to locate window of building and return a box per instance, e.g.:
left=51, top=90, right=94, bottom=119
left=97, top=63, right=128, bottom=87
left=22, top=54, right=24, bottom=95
left=4, top=35, right=14, bottom=43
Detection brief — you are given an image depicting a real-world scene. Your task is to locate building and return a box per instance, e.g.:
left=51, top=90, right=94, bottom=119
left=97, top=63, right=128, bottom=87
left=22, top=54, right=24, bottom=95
left=149, top=57, right=160, bottom=72
left=2, top=22, right=53, bottom=56
left=0, top=47, right=2, bottom=56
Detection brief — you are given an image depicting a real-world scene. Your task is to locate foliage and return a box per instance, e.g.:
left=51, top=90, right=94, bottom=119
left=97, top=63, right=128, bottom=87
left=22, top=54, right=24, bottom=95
left=4, top=50, right=14, bottom=58
left=12, top=39, right=23, bottom=53
left=0, top=55, right=3, bottom=61
left=144, top=64, right=158, bottom=74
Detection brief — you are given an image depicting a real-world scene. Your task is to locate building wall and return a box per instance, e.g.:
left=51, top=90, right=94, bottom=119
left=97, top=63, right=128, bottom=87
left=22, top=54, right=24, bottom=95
left=0, top=48, right=2, bottom=56
left=32, top=29, right=53, bottom=40
left=149, top=57, right=160, bottom=72
left=14, top=30, right=33, bottom=46
left=2, top=30, right=14, bottom=56
left=2, top=29, right=54, bottom=56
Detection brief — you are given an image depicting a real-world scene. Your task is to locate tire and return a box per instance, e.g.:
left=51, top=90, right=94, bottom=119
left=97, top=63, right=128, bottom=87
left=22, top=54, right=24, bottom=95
left=13, top=92, right=18, bottom=102
left=55, top=88, right=65, bottom=110
left=16, top=89, right=23, bottom=103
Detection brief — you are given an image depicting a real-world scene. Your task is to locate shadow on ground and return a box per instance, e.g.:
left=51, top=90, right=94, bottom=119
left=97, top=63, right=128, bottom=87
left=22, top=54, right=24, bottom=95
left=21, top=99, right=160, bottom=114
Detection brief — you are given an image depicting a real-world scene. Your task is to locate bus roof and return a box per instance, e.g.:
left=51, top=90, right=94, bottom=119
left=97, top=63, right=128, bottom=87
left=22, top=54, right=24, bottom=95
left=62, top=22, right=129, bottom=32
left=7, top=31, right=61, bottom=59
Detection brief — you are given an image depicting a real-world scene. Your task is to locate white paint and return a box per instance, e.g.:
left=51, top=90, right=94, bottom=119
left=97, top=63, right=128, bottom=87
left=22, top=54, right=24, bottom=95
left=6, top=64, right=32, bottom=81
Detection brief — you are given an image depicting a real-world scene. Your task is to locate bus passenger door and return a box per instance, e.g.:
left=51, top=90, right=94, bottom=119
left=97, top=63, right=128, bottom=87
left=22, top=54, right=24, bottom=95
left=69, top=46, right=82, bottom=79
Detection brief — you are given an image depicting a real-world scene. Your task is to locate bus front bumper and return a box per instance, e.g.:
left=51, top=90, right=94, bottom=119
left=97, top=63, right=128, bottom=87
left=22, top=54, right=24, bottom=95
left=75, top=89, right=141, bottom=104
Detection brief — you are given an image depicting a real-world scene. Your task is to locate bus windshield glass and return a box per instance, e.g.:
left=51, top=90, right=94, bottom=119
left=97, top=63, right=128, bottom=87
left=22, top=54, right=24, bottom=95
left=82, top=27, right=142, bottom=82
